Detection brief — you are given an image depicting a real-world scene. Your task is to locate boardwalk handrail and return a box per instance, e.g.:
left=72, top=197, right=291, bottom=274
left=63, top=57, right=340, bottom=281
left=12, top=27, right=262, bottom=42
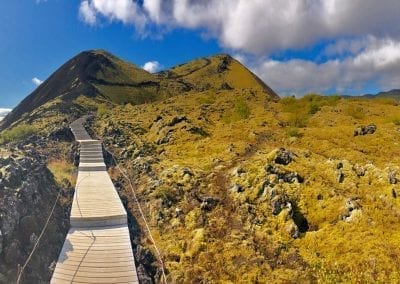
left=104, top=147, right=168, bottom=283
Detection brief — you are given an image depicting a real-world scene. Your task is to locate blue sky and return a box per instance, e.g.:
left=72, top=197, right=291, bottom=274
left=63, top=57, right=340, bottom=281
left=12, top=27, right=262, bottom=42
left=0, top=1, right=220, bottom=109
left=1, top=0, right=400, bottom=116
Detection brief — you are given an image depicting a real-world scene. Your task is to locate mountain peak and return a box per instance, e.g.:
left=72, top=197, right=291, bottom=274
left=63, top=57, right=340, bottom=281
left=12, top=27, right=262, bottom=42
left=165, top=53, right=279, bottom=99
left=0, top=50, right=152, bottom=129
left=1, top=50, right=279, bottom=130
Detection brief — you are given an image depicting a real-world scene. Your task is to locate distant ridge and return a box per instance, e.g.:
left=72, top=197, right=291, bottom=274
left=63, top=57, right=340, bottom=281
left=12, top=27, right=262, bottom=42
left=0, top=50, right=279, bottom=130
left=364, top=89, right=400, bottom=98
left=340, top=89, right=400, bottom=100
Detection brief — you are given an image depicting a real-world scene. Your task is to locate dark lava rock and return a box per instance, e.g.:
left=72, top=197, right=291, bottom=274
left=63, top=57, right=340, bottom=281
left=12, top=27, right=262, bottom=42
left=135, top=245, right=156, bottom=268
left=182, top=167, right=194, bottom=177
left=337, top=169, right=345, bottom=183
left=388, top=171, right=397, bottom=184
left=154, top=115, right=162, bottom=122
left=0, top=151, right=70, bottom=283
left=168, top=116, right=188, bottom=127
left=287, top=222, right=300, bottom=239
left=265, top=165, right=304, bottom=183
left=275, top=148, right=296, bottom=165
left=161, top=197, right=173, bottom=209
left=200, top=196, right=219, bottom=211
left=346, top=197, right=361, bottom=211
left=271, top=194, right=291, bottom=215
left=156, top=134, right=171, bottom=145
left=188, top=126, right=209, bottom=137
left=231, top=184, right=245, bottom=193
left=354, top=123, right=377, bottom=136
left=217, top=56, right=231, bottom=73
left=2, top=161, right=23, bottom=188
left=135, top=245, right=157, bottom=283
left=259, top=180, right=276, bottom=198
left=364, top=124, right=377, bottom=134
left=137, top=265, right=153, bottom=284
left=4, top=241, right=22, bottom=264
left=340, top=197, right=362, bottom=221
left=0, top=157, right=11, bottom=168
left=220, top=82, right=233, bottom=90
left=48, top=127, right=74, bottom=142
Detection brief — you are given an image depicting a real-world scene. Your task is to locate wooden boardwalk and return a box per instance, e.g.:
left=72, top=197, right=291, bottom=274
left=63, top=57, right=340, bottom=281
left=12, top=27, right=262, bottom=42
left=51, top=117, right=139, bottom=283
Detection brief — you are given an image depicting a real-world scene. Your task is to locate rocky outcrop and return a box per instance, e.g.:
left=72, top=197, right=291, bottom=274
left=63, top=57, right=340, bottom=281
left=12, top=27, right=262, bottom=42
left=340, top=197, right=362, bottom=222
left=217, top=56, right=231, bottom=73
left=274, top=148, right=296, bottom=165
left=0, top=149, right=70, bottom=283
left=48, top=126, right=74, bottom=142
left=265, top=164, right=304, bottom=183
left=353, top=123, right=377, bottom=136
left=270, top=193, right=292, bottom=215
left=167, top=116, right=188, bottom=127
left=336, top=169, right=345, bottom=183
left=200, top=196, right=220, bottom=211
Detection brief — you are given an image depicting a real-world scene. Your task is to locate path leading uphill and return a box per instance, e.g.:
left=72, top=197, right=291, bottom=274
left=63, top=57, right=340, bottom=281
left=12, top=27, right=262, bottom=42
left=51, top=117, right=139, bottom=283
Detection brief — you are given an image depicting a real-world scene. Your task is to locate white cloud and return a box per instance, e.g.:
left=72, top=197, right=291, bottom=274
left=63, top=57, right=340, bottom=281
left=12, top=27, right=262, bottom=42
left=79, top=0, right=147, bottom=31
left=0, top=108, right=12, bottom=121
left=77, top=0, right=400, bottom=94
left=142, top=61, right=162, bottom=73
left=254, top=38, right=400, bottom=95
left=79, top=0, right=400, bottom=55
left=79, top=1, right=97, bottom=25
left=324, top=38, right=370, bottom=57
left=36, top=0, right=48, bottom=3
left=32, top=77, right=44, bottom=87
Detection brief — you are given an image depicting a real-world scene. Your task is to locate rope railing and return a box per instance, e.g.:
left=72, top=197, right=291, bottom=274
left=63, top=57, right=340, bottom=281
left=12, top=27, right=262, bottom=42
left=16, top=142, right=95, bottom=283
left=16, top=188, right=62, bottom=284
left=15, top=118, right=161, bottom=284
left=103, top=146, right=168, bottom=284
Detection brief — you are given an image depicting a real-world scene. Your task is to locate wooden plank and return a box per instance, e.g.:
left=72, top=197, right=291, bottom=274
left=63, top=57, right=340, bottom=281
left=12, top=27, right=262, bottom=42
left=53, top=269, right=136, bottom=278
left=52, top=272, right=137, bottom=283
left=52, top=118, right=139, bottom=284
left=54, top=265, right=135, bottom=273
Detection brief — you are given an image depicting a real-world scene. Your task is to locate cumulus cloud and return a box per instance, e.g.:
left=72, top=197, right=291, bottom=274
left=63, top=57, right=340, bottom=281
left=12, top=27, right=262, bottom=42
left=79, top=0, right=147, bottom=31
left=0, top=108, right=12, bottom=121
left=324, top=38, right=371, bottom=57
left=79, top=0, right=400, bottom=54
left=79, top=1, right=97, bottom=25
left=78, top=0, right=400, bottom=94
left=254, top=38, right=400, bottom=95
left=32, top=77, right=44, bottom=87
left=142, top=61, right=162, bottom=73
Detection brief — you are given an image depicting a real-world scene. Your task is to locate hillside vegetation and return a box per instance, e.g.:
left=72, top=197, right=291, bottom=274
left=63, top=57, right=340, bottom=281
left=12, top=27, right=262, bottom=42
left=2, top=50, right=400, bottom=282
left=0, top=50, right=277, bottom=131
left=91, top=91, right=400, bottom=282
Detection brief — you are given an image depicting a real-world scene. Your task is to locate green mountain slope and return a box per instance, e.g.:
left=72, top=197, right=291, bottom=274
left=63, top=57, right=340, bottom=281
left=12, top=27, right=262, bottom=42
left=0, top=50, right=157, bottom=129
left=0, top=51, right=278, bottom=131
left=162, top=54, right=279, bottom=98
left=2, top=49, right=400, bottom=282
left=92, top=92, right=400, bottom=283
